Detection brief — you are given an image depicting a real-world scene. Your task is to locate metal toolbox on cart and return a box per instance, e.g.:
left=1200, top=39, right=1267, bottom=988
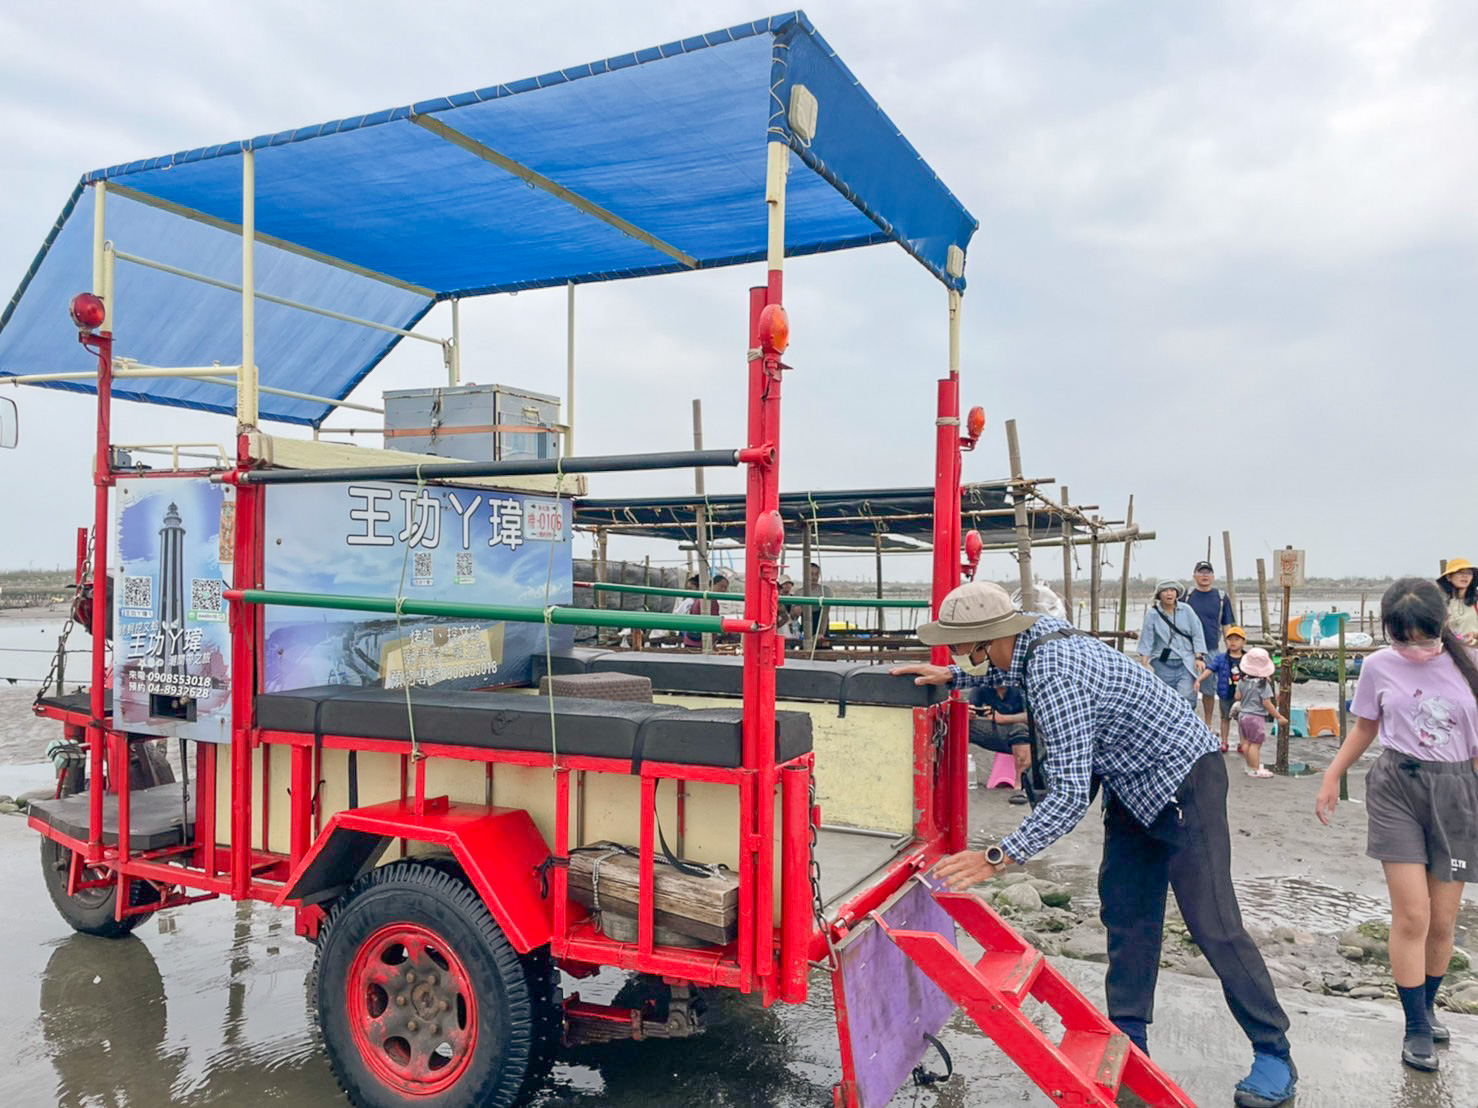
left=383, top=383, right=560, bottom=461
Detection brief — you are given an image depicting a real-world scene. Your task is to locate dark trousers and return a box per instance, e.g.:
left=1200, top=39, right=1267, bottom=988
left=967, top=719, right=1030, bottom=755
left=1099, top=752, right=1292, bottom=1058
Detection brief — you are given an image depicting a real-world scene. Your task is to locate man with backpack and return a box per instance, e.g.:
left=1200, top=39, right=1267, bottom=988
left=889, top=581, right=1297, bottom=1108
left=1185, top=560, right=1236, bottom=727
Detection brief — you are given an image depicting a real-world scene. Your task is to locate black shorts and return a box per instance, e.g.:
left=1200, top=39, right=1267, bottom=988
left=968, top=718, right=1031, bottom=755
left=1365, top=749, right=1478, bottom=883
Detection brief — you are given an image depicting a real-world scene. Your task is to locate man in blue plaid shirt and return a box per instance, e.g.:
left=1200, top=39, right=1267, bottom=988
left=893, top=580, right=1297, bottom=1108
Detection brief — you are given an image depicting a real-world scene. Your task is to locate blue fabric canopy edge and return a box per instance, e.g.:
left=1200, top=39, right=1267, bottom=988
left=80, top=14, right=800, bottom=185
left=3, top=11, right=977, bottom=426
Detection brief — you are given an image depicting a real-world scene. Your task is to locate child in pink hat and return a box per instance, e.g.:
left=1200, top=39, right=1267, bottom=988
left=1230, top=648, right=1287, bottom=777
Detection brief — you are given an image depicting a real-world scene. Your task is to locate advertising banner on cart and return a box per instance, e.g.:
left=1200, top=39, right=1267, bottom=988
left=263, top=481, right=573, bottom=692
left=113, top=477, right=235, bottom=742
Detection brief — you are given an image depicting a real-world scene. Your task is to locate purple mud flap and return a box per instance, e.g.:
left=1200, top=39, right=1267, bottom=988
left=834, top=876, right=958, bottom=1108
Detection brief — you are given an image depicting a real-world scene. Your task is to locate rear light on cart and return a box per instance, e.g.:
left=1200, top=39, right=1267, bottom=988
left=69, top=292, right=106, bottom=331
left=965, top=406, right=985, bottom=441
left=757, top=304, right=789, bottom=354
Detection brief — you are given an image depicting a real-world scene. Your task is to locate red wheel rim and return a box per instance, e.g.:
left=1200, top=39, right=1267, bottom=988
left=346, top=922, right=479, bottom=1097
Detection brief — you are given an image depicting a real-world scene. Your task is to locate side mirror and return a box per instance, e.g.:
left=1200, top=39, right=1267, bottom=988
left=0, top=396, right=16, bottom=449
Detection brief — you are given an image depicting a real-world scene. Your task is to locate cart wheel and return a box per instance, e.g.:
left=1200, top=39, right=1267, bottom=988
left=39, top=836, right=159, bottom=938
left=311, top=860, right=537, bottom=1107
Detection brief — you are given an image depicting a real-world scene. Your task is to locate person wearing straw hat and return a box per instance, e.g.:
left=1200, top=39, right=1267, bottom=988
left=1436, top=558, right=1478, bottom=645
left=891, top=581, right=1297, bottom=1108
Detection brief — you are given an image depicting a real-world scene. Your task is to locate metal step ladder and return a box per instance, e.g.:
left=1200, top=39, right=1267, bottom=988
left=873, top=888, right=1196, bottom=1107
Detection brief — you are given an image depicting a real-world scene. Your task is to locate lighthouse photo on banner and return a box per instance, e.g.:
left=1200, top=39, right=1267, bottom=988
left=113, top=477, right=234, bottom=742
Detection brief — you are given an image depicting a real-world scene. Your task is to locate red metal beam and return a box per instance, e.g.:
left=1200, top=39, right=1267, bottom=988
left=85, top=329, right=113, bottom=861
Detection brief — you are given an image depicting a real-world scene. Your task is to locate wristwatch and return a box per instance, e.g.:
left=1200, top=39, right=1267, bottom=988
left=983, top=844, right=1009, bottom=867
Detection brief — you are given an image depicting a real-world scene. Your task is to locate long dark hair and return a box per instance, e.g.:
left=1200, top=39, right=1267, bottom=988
left=1437, top=571, right=1478, bottom=606
left=1382, top=577, right=1478, bottom=707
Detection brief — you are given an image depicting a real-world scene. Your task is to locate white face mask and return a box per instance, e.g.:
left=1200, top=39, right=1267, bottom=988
left=951, top=645, right=993, bottom=675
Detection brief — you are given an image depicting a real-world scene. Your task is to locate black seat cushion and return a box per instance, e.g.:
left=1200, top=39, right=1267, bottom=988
left=587, top=653, right=847, bottom=702
left=840, top=665, right=945, bottom=708
left=583, top=653, right=940, bottom=710
left=255, top=685, right=811, bottom=769
left=532, top=648, right=611, bottom=680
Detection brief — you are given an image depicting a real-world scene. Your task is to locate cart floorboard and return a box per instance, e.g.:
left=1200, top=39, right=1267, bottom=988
left=29, top=784, right=195, bottom=851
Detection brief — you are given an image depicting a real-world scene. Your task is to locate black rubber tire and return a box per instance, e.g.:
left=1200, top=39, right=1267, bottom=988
left=310, top=860, right=537, bottom=1108
left=39, top=835, right=159, bottom=938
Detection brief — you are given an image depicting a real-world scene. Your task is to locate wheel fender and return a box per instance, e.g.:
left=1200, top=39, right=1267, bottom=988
left=279, top=799, right=553, bottom=952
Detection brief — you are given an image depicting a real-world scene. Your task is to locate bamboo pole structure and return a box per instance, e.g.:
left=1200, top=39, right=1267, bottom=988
left=1338, top=619, right=1349, bottom=801
left=1257, top=558, right=1272, bottom=641
left=874, top=533, right=885, bottom=634
left=1059, top=485, right=1074, bottom=618
left=1005, top=420, right=1034, bottom=605
left=1222, top=531, right=1237, bottom=612
left=1089, top=521, right=1102, bottom=635
left=801, top=525, right=814, bottom=649
left=1275, top=546, right=1294, bottom=775
left=1117, top=496, right=1134, bottom=637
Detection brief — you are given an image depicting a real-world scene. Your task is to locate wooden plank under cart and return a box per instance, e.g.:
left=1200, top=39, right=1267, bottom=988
left=568, top=841, right=738, bottom=946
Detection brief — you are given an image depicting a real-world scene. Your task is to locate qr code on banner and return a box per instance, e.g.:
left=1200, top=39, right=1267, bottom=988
left=455, top=552, right=475, bottom=583
left=190, top=578, right=224, bottom=613
left=413, top=551, right=434, bottom=586
left=122, top=576, right=152, bottom=611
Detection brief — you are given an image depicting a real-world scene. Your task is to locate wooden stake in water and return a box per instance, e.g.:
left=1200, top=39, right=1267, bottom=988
left=1117, top=496, right=1134, bottom=637
left=1338, top=618, right=1349, bottom=801
left=1222, top=531, right=1237, bottom=613
left=1060, top=485, right=1074, bottom=618
left=1005, top=420, right=1034, bottom=606
left=1275, top=576, right=1293, bottom=775
left=1256, top=558, right=1272, bottom=642
left=1089, top=524, right=1102, bottom=635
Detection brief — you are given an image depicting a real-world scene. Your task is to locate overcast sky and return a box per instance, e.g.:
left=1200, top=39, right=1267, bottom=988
left=1, top=0, right=1473, bottom=588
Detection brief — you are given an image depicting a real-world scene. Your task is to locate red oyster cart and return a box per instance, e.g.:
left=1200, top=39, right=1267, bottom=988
left=0, top=14, right=1192, bottom=1108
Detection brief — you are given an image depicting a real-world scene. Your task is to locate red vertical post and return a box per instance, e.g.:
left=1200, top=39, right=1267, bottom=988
left=87, top=331, right=113, bottom=860
left=552, top=767, right=570, bottom=945
left=73, top=528, right=87, bottom=585
left=229, top=434, right=258, bottom=897
left=742, top=278, right=783, bottom=998
left=200, top=742, right=217, bottom=876
left=930, top=375, right=967, bottom=852
left=638, top=774, right=656, bottom=955
left=778, top=761, right=812, bottom=1004
left=929, top=376, right=961, bottom=652
left=288, top=745, right=310, bottom=863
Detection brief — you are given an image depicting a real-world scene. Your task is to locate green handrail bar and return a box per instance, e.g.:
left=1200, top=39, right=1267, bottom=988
left=226, top=589, right=757, bottom=633
left=577, top=581, right=931, bottom=609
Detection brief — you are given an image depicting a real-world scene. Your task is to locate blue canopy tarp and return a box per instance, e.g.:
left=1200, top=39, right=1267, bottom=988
left=0, top=11, right=975, bottom=426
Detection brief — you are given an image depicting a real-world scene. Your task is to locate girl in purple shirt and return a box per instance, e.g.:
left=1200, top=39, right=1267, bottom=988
left=1316, top=578, right=1478, bottom=1073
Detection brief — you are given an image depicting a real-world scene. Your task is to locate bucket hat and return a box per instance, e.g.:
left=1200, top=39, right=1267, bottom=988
left=1442, top=557, right=1474, bottom=578
left=1154, top=579, right=1183, bottom=599
left=1225, top=626, right=1247, bottom=640
left=916, top=581, right=1040, bottom=647
left=1241, top=647, right=1275, bottom=678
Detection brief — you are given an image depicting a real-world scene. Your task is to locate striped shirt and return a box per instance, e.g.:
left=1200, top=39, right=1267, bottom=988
left=950, top=616, right=1220, bottom=861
